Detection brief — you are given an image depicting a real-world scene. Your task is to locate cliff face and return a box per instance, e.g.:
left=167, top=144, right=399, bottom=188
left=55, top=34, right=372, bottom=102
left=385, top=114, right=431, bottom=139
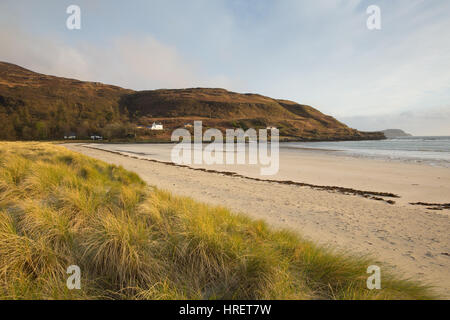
left=0, top=61, right=384, bottom=141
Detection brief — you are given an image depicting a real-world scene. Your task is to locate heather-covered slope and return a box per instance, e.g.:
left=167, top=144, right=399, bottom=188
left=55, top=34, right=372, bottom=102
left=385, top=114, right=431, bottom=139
left=0, top=62, right=132, bottom=140
left=0, top=62, right=384, bottom=141
left=120, top=88, right=297, bottom=119
left=120, top=89, right=383, bottom=141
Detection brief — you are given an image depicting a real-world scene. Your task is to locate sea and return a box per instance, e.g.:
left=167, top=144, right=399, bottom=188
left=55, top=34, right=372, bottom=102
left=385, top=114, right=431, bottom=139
left=281, top=136, right=450, bottom=167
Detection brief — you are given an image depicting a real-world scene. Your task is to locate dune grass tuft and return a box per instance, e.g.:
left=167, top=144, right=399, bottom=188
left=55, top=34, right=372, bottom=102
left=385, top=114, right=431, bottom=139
left=0, top=142, right=436, bottom=299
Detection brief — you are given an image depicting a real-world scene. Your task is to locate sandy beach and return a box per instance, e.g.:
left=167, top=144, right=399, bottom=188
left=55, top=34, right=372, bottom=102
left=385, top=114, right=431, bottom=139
left=64, top=143, right=450, bottom=297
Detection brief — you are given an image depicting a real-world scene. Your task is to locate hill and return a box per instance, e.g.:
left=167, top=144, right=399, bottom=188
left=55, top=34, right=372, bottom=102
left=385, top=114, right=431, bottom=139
left=0, top=62, right=132, bottom=140
left=0, top=62, right=384, bottom=141
left=382, top=129, right=412, bottom=138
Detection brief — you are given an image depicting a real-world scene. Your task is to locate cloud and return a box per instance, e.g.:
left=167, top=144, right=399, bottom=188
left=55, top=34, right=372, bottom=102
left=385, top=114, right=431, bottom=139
left=0, top=25, right=233, bottom=90
left=250, top=0, right=450, bottom=118
left=0, top=27, right=91, bottom=81
left=0, top=0, right=449, bottom=135
left=86, top=36, right=200, bottom=89
left=339, top=106, right=450, bottom=136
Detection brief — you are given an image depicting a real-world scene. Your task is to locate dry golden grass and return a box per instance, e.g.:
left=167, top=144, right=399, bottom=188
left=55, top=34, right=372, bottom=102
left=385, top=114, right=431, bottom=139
left=0, top=142, right=436, bottom=299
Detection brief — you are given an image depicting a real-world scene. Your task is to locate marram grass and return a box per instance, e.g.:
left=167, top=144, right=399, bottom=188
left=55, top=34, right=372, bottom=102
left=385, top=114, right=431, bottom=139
left=0, top=142, right=435, bottom=299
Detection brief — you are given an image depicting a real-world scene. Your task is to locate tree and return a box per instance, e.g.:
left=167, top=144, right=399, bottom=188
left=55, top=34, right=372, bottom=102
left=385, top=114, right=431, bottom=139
left=0, top=113, right=16, bottom=140
left=36, top=121, right=48, bottom=140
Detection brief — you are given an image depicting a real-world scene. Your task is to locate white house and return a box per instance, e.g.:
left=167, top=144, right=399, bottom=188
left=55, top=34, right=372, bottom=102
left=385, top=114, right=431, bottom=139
left=150, top=122, right=163, bottom=130
left=266, top=126, right=277, bottom=130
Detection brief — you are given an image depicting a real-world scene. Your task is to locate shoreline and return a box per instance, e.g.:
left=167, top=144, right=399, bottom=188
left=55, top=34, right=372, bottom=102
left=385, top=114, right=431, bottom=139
left=56, top=135, right=387, bottom=144
left=80, top=142, right=450, bottom=208
left=64, top=143, right=450, bottom=297
left=280, top=144, right=450, bottom=169
left=82, top=144, right=401, bottom=205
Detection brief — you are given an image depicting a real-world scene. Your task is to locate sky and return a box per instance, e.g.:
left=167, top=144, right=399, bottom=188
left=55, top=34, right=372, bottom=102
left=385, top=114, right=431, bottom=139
left=0, top=0, right=449, bottom=135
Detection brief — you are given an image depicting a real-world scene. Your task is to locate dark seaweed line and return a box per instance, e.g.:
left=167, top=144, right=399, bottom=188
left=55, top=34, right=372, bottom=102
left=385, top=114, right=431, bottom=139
left=410, top=202, right=450, bottom=210
left=82, top=145, right=400, bottom=204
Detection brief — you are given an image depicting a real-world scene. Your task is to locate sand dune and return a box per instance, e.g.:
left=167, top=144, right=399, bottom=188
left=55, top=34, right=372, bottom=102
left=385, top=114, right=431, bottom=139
left=64, top=143, right=450, bottom=298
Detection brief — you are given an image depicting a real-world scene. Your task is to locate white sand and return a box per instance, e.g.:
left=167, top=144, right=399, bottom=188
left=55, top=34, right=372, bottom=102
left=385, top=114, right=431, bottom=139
left=64, top=143, right=450, bottom=298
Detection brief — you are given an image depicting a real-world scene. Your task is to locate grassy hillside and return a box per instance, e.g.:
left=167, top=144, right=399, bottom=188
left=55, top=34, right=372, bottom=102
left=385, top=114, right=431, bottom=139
left=0, top=142, right=433, bottom=299
left=120, top=88, right=297, bottom=119
left=121, top=88, right=384, bottom=141
left=0, top=62, right=132, bottom=140
left=0, top=62, right=384, bottom=141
